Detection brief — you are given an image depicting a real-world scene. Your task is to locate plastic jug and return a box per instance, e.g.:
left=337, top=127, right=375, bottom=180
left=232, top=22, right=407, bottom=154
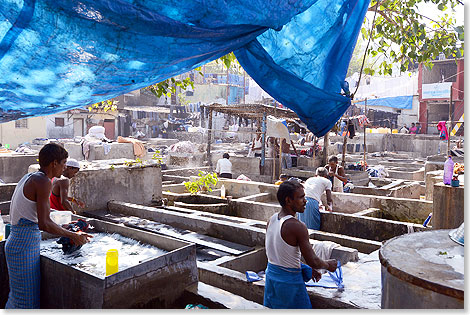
left=443, top=155, right=454, bottom=185
left=106, top=249, right=119, bottom=276
left=220, top=185, right=226, bottom=199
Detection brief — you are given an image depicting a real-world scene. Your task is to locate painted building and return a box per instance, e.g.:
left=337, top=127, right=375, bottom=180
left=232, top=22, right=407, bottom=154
left=418, top=58, right=464, bottom=135
left=0, top=116, right=47, bottom=149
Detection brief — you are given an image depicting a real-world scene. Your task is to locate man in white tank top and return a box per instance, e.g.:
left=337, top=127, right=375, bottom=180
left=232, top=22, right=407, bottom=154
left=264, top=180, right=337, bottom=309
left=5, top=143, right=92, bottom=309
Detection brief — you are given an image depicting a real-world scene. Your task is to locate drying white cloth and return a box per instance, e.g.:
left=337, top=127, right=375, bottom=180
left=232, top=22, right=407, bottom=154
left=266, top=115, right=290, bottom=140
left=311, top=240, right=340, bottom=261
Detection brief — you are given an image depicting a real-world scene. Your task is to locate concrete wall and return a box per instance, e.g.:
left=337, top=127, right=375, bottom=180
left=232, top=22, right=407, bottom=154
left=0, top=154, right=38, bottom=183
left=70, top=164, right=162, bottom=212
left=40, top=218, right=198, bottom=308
left=320, top=211, right=425, bottom=242
left=432, top=183, right=464, bottom=230
left=46, top=113, right=75, bottom=139
left=64, top=142, right=136, bottom=161
left=0, top=116, right=47, bottom=150
left=321, top=192, right=433, bottom=222
left=0, top=183, right=16, bottom=201
left=425, top=170, right=443, bottom=200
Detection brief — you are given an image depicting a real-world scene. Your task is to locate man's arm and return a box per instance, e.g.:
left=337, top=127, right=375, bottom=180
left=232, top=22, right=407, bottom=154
left=290, top=140, right=298, bottom=155
left=335, top=167, right=348, bottom=184
left=215, top=160, right=220, bottom=174
left=325, top=189, right=333, bottom=211
left=294, top=221, right=337, bottom=272
left=59, top=180, right=75, bottom=212
left=36, top=178, right=91, bottom=246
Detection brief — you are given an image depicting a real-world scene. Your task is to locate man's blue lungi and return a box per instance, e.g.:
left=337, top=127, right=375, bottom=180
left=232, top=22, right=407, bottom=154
left=5, top=218, right=41, bottom=309
left=297, top=197, right=321, bottom=230
left=263, top=263, right=312, bottom=309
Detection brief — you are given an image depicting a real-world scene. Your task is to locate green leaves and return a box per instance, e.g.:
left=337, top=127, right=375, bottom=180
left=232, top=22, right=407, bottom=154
left=358, top=0, right=463, bottom=76
left=184, top=171, right=219, bottom=195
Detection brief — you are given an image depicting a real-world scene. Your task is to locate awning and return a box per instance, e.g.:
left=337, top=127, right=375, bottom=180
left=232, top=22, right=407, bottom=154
left=356, top=96, right=413, bottom=110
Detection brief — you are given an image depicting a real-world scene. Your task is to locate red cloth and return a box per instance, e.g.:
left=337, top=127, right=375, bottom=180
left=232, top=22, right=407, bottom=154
left=50, top=178, right=66, bottom=210
left=50, top=193, right=65, bottom=211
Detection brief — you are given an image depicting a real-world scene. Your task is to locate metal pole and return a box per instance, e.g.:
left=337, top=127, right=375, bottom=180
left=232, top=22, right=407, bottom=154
left=260, top=113, right=267, bottom=175
left=448, top=87, right=453, bottom=155
left=322, top=132, right=329, bottom=166
left=341, top=118, right=349, bottom=167
left=363, top=98, right=367, bottom=171
left=207, top=109, right=213, bottom=169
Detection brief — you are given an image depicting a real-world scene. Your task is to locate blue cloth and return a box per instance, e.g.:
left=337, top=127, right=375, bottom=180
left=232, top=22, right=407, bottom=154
left=0, top=0, right=369, bottom=137
left=264, top=263, right=312, bottom=309
left=356, top=95, right=413, bottom=109
left=297, top=197, right=321, bottom=230
left=5, top=218, right=41, bottom=309
left=305, top=260, right=344, bottom=289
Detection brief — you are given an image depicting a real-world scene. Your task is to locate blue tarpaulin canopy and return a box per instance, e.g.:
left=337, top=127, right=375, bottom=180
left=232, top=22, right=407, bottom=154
left=356, top=95, right=413, bottom=110
left=0, top=0, right=369, bottom=136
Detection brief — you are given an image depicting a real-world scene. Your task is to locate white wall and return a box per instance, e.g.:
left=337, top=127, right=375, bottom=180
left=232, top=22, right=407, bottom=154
left=0, top=116, right=47, bottom=149
left=46, top=113, right=74, bottom=139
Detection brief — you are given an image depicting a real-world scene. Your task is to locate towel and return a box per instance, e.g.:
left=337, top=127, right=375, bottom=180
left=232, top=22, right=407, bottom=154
left=5, top=219, right=41, bottom=309
left=117, top=136, right=145, bottom=158
left=263, top=263, right=312, bottom=309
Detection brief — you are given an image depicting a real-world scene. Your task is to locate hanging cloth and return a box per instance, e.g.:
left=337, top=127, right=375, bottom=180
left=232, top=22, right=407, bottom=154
left=437, top=121, right=449, bottom=140
left=0, top=0, right=370, bottom=138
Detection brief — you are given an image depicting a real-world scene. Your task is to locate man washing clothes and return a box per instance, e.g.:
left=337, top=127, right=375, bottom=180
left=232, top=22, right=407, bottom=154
left=264, top=180, right=337, bottom=309
left=215, top=153, right=233, bottom=179
left=297, top=167, right=333, bottom=230
left=50, top=158, right=85, bottom=213
left=5, top=143, right=92, bottom=309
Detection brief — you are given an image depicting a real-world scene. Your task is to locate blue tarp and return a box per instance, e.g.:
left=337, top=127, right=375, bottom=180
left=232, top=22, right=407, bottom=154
left=356, top=95, right=413, bottom=110
left=0, top=0, right=369, bottom=136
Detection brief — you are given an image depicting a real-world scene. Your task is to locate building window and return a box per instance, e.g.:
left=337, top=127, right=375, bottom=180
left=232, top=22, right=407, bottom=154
left=55, top=117, right=65, bottom=127
left=15, top=119, right=28, bottom=129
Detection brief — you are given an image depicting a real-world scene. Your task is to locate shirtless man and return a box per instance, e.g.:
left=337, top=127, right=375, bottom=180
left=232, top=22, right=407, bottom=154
left=5, top=143, right=92, bottom=308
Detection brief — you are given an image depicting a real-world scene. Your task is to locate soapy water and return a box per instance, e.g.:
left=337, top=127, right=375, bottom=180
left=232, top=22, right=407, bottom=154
left=40, top=232, right=168, bottom=278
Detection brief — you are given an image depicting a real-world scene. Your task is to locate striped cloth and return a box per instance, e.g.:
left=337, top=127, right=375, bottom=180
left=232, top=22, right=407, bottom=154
left=5, top=218, right=41, bottom=309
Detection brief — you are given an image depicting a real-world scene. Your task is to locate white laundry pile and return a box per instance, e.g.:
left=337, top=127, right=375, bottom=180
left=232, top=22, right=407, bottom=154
left=168, top=141, right=195, bottom=153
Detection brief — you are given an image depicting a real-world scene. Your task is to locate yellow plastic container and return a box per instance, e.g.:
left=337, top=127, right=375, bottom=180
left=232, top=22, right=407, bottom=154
left=106, top=249, right=119, bottom=276
left=392, top=129, right=398, bottom=134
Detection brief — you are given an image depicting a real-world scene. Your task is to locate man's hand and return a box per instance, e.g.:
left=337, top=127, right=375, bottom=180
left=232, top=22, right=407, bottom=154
left=312, top=269, right=322, bottom=282
left=70, top=231, right=93, bottom=246
left=325, top=259, right=337, bottom=272
left=77, top=200, right=85, bottom=208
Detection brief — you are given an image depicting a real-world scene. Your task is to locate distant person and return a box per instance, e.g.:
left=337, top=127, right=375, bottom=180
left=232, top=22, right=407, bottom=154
left=264, top=180, right=337, bottom=309
left=399, top=125, right=409, bottom=134
left=275, top=174, right=288, bottom=185
left=297, top=167, right=333, bottom=230
left=325, top=156, right=348, bottom=192
left=50, top=158, right=85, bottom=213
left=416, top=122, right=422, bottom=134
left=281, top=138, right=298, bottom=169
left=5, top=143, right=92, bottom=309
left=251, top=131, right=263, bottom=157
left=215, top=153, right=232, bottom=179
left=409, top=122, right=417, bottom=134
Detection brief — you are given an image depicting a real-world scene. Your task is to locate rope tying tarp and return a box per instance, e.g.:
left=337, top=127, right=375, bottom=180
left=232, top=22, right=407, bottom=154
left=0, top=0, right=369, bottom=137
